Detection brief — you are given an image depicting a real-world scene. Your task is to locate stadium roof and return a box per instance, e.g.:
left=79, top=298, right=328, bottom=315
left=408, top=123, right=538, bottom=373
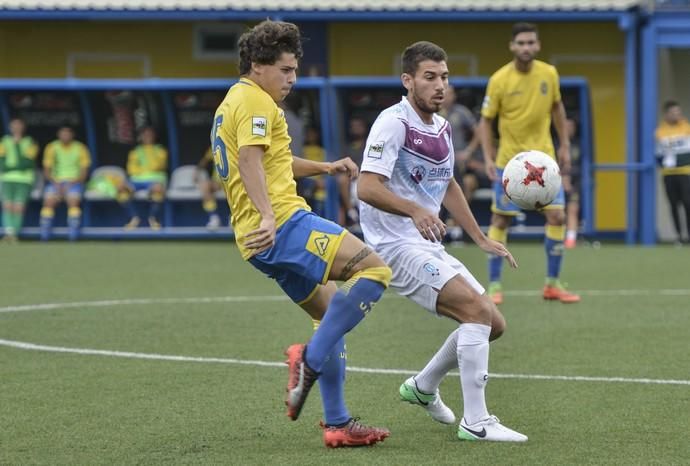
left=0, top=0, right=643, bottom=11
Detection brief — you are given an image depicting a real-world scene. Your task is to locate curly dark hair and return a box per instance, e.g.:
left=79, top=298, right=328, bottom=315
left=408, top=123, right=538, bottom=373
left=238, top=20, right=303, bottom=75
left=401, top=41, right=447, bottom=76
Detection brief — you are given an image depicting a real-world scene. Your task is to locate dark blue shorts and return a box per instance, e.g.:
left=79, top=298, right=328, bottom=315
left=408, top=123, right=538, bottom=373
left=249, top=210, right=347, bottom=304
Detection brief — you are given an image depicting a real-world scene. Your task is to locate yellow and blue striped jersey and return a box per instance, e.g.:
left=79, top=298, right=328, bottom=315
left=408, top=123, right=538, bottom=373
left=481, top=60, right=561, bottom=168
left=213, top=77, right=309, bottom=259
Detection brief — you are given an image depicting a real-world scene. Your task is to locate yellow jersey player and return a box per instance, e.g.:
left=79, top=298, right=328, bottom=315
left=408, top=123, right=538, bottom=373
left=120, top=126, right=168, bottom=230
left=40, top=126, right=91, bottom=241
left=212, top=20, right=392, bottom=447
left=655, top=100, right=690, bottom=244
left=478, top=22, right=580, bottom=304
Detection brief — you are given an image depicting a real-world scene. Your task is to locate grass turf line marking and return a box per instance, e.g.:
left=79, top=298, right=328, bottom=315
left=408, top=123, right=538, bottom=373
left=1, top=338, right=689, bottom=387
left=2, top=288, right=690, bottom=314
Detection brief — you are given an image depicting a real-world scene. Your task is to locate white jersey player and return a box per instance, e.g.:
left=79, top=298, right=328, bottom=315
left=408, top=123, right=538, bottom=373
left=358, top=41, right=528, bottom=442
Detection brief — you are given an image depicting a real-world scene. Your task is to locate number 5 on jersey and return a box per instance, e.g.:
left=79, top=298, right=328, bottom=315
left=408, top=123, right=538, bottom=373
left=211, top=114, right=229, bottom=180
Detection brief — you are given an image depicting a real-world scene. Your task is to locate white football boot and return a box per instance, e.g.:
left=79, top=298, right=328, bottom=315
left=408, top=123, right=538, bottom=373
left=458, top=415, right=528, bottom=442
left=399, top=377, right=456, bottom=425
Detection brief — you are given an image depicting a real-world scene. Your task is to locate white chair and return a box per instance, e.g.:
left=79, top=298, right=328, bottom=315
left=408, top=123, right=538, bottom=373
left=84, top=165, right=127, bottom=200
left=167, top=165, right=203, bottom=201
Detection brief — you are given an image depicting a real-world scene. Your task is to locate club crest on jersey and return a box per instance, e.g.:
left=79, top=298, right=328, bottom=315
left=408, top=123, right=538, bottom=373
left=410, top=165, right=426, bottom=184
left=423, top=262, right=440, bottom=277
left=540, top=81, right=548, bottom=95
left=367, top=141, right=384, bottom=159
left=252, top=116, right=267, bottom=136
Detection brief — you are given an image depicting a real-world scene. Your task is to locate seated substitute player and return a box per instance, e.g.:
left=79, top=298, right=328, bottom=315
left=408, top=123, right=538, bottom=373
left=212, top=20, right=392, bottom=448
left=477, top=22, right=579, bottom=304
left=196, top=146, right=224, bottom=229
left=119, top=126, right=168, bottom=230
left=40, top=126, right=91, bottom=241
left=358, top=41, right=527, bottom=442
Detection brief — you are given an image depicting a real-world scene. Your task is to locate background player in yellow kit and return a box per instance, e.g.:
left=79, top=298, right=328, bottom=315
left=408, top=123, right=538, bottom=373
left=40, top=126, right=91, bottom=241
left=478, top=22, right=580, bottom=304
left=212, top=20, right=391, bottom=448
left=120, top=126, right=168, bottom=230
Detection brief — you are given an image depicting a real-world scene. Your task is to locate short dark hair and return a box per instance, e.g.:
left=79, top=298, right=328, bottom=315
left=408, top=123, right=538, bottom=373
left=512, top=22, right=539, bottom=39
left=238, top=20, right=303, bottom=75
left=401, top=41, right=448, bottom=75
left=664, top=100, right=680, bottom=112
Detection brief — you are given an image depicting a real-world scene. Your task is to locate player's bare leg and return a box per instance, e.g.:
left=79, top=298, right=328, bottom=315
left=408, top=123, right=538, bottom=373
left=565, top=196, right=580, bottom=249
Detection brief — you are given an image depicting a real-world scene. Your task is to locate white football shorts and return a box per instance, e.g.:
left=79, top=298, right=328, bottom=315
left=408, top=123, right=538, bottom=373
left=377, top=241, right=485, bottom=314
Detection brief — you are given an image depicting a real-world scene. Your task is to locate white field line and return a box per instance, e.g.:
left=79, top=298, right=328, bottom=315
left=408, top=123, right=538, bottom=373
left=2, top=288, right=690, bottom=314
left=1, top=338, right=689, bottom=387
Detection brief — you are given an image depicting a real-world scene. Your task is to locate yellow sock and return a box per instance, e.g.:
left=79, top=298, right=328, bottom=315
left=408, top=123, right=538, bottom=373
left=40, top=207, right=55, bottom=218
left=151, top=192, right=164, bottom=202
left=67, top=207, right=82, bottom=219
left=203, top=199, right=217, bottom=213
left=545, top=224, right=566, bottom=241
left=488, top=225, right=508, bottom=244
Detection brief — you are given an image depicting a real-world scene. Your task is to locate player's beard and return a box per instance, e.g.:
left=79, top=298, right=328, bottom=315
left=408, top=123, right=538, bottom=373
left=412, top=92, right=441, bottom=115
left=515, top=51, right=535, bottom=66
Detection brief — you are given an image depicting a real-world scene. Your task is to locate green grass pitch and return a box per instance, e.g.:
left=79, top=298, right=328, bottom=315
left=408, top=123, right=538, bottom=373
left=1, top=241, right=689, bottom=465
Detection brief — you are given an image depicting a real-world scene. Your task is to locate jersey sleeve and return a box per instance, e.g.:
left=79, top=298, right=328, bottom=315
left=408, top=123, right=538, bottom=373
left=79, top=144, right=91, bottom=169
left=481, top=75, right=502, bottom=119
left=360, top=113, right=406, bottom=179
left=26, top=140, right=39, bottom=159
left=42, top=143, right=55, bottom=169
left=233, top=93, right=274, bottom=150
left=158, top=147, right=168, bottom=170
left=126, top=149, right=139, bottom=176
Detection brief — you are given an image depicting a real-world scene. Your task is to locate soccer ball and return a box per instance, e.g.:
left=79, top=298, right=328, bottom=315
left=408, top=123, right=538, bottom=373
left=501, top=150, right=561, bottom=210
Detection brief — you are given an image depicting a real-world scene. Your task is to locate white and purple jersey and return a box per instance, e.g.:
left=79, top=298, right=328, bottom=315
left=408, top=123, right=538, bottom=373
left=359, top=97, right=454, bottom=249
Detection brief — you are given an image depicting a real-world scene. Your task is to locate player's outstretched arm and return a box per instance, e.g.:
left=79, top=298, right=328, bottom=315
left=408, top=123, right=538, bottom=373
left=358, top=171, right=446, bottom=242
left=443, top=179, right=517, bottom=267
left=291, top=155, right=358, bottom=179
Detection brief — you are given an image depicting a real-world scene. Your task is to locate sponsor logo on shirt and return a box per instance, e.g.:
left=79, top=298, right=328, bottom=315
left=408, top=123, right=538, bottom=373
left=540, top=81, right=548, bottom=95
left=252, top=116, right=267, bottom=136
left=428, top=167, right=452, bottom=180
left=367, top=141, right=384, bottom=159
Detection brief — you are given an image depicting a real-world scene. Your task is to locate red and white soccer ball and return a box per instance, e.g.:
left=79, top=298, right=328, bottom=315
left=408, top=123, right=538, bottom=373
left=502, top=150, right=562, bottom=210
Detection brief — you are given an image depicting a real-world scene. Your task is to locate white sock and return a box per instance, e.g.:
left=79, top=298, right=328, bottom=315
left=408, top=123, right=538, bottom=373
left=457, top=323, right=491, bottom=425
left=566, top=230, right=577, bottom=241
left=414, top=328, right=460, bottom=393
